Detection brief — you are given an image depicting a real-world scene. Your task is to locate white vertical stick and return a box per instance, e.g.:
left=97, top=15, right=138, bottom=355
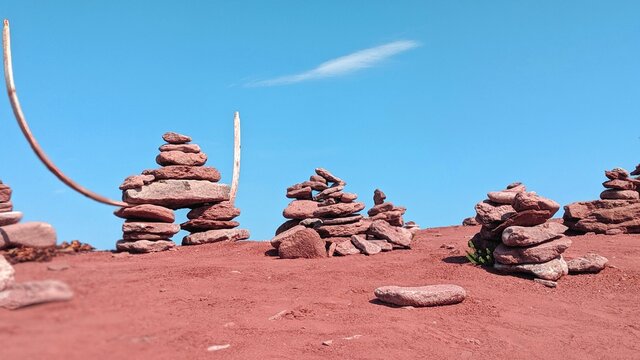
left=230, top=111, right=241, bottom=205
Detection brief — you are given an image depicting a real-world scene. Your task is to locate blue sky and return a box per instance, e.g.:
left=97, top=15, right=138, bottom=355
left=1, top=1, right=639, bottom=250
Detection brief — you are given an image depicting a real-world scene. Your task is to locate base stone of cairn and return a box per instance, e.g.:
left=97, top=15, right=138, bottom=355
left=270, top=169, right=413, bottom=259
left=470, top=183, right=570, bottom=282
left=115, top=132, right=249, bottom=253
left=0, top=181, right=57, bottom=251
left=564, top=166, right=640, bottom=235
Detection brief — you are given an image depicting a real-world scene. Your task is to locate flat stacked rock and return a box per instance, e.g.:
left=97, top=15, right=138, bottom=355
left=115, top=132, right=249, bottom=253
left=0, top=180, right=57, bottom=252
left=564, top=166, right=640, bottom=234
left=365, top=189, right=414, bottom=251
left=470, top=183, right=570, bottom=281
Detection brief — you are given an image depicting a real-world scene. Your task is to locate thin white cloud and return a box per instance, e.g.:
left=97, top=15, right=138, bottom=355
left=247, top=40, right=420, bottom=87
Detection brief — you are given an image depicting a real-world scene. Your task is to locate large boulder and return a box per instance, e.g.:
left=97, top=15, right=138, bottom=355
left=563, top=200, right=640, bottom=234
left=374, top=285, right=466, bottom=307
left=278, top=228, right=326, bottom=259
left=123, top=180, right=230, bottom=209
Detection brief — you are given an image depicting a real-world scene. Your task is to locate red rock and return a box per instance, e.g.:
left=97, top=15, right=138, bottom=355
left=563, top=200, right=640, bottom=234
left=116, top=239, right=175, bottom=253
left=1, top=256, right=14, bottom=291
left=286, top=187, right=313, bottom=200
left=487, top=191, right=519, bottom=205
left=369, top=210, right=405, bottom=227
left=315, top=168, right=345, bottom=185
left=309, top=175, right=327, bottom=184
left=506, top=182, right=526, bottom=191
left=502, top=222, right=568, bottom=247
left=0, top=211, right=22, bottom=226
left=143, top=166, right=221, bottom=182
left=374, top=285, right=466, bottom=307
left=123, top=180, right=230, bottom=209
left=373, top=189, right=386, bottom=205
left=182, top=228, right=250, bottom=245
left=278, top=228, right=326, bottom=259
left=122, top=222, right=180, bottom=235
left=283, top=200, right=321, bottom=219
left=0, top=184, right=11, bottom=202
left=314, top=186, right=345, bottom=201
left=162, top=132, right=192, bottom=144
left=605, top=168, right=629, bottom=180
left=156, top=151, right=207, bottom=166
left=288, top=181, right=328, bottom=192
left=369, top=239, right=393, bottom=251
left=0, top=280, right=73, bottom=310
left=271, top=225, right=305, bottom=249
left=367, top=202, right=395, bottom=216
left=334, top=240, right=361, bottom=256
left=631, top=164, right=640, bottom=176
left=368, top=220, right=412, bottom=248
left=324, top=237, right=351, bottom=244
left=187, top=202, right=240, bottom=221
left=320, top=215, right=363, bottom=225
left=114, top=204, right=175, bottom=222
left=327, top=242, right=337, bottom=257
left=180, top=219, right=239, bottom=231
left=0, top=222, right=56, bottom=250
left=350, top=235, right=381, bottom=255
left=340, top=193, right=358, bottom=203
left=602, top=179, right=637, bottom=190
left=462, top=217, right=480, bottom=226
left=122, top=232, right=169, bottom=241
left=0, top=201, right=13, bottom=212
left=600, top=189, right=639, bottom=200
left=119, top=174, right=155, bottom=190
left=474, top=201, right=516, bottom=224
left=275, top=220, right=301, bottom=235
left=313, top=202, right=365, bottom=218
left=315, top=220, right=371, bottom=238
left=159, top=143, right=201, bottom=153
left=493, top=237, right=572, bottom=265
left=566, top=254, right=608, bottom=274
left=482, top=210, right=554, bottom=239
left=512, top=192, right=560, bottom=215
left=494, top=256, right=568, bottom=281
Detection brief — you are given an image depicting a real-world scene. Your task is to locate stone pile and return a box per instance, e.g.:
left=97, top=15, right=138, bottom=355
left=0, top=180, right=57, bottom=251
left=564, top=166, right=640, bottom=235
left=470, top=183, right=571, bottom=281
left=115, top=132, right=249, bottom=253
left=270, top=169, right=413, bottom=259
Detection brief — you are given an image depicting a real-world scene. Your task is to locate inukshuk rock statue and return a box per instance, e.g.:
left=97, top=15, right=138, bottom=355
left=115, top=132, right=249, bottom=253
left=564, top=166, right=640, bottom=235
left=270, top=169, right=414, bottom=258
left=471, top=183, right=571, bottom=282
left=0, top=180, right=57, bottom=251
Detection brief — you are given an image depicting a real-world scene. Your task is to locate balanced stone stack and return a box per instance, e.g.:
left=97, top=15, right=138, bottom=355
left=115, top=132, right=249, bottom=253
left=365, top=189, right=413, bottom=250
left=564, top=166, right=640, bottom=235
left=0, top=180, right=57, bottom=251
left=271, top=169, right=413, bottom=258
left=471, top=183, right=570, bottom=281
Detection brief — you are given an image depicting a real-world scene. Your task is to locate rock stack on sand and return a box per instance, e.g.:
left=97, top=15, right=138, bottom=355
left=470, top=183, right=570, bottom=282
left=564, top=166, right=640, bottom=235
left=115, top=132, right=249, bottom=253
left=365, top=189, right=414, bottom=251
left=0, top=180, right=57, bottom=251
left=271, top=169, right=413, bottom=259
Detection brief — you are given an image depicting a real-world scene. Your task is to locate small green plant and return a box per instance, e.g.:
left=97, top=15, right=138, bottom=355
left=465, top=240, right=494, bottom=266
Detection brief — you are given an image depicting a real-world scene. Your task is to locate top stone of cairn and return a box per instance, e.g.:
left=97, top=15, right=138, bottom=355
left=162, top=132, right=192, bottom=144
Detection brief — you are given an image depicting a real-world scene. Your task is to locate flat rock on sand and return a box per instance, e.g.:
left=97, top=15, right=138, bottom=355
left=114, top=204, right=175, bottom=223
left=0, top=222, right=57, bottom=250
left=567, top=254, right=609, bottom=274
left=374, top=285, right=466, bottom=307
left=182, top=229, right=250, bottom=245
left=0, top=256, right=15, bottom=291
left=494, top=256, right=568, bottom=281
left=494, top=237, right=572, bottom=265
left=278, top=228, right=326, bottom=259
left=0, top=280, right=73, bottom=310
left=123, top=180, right=230, bottom=209
left=116, top=240, right=176, bottom=253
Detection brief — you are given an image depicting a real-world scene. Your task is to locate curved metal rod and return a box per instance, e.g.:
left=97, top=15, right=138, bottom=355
left=229, top=111, right=241, bottom=204
left=3, top=19, right=127, bottom=207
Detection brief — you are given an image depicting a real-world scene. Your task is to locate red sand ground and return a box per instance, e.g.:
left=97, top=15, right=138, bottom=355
left=2, top=225, right=639, bottom=359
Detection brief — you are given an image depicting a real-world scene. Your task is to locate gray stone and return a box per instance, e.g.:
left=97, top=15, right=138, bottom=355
left=123, top=180, right=230, bottom=209
left=374, top=285, right=466, bottom=307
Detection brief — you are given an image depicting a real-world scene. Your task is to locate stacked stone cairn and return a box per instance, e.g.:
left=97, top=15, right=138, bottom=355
left=270, top=169, right=413, bottom=259
left=471, top=182, right=571, bottom=282
left=115, top=132, right=249, bottom=253
left=0, top=180, right=57, bottom=251
left=564, top=166, right=640, bottom=235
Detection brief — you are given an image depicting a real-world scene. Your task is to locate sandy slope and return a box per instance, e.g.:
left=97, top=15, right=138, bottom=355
left=2, top=225, right=639, bottom=359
